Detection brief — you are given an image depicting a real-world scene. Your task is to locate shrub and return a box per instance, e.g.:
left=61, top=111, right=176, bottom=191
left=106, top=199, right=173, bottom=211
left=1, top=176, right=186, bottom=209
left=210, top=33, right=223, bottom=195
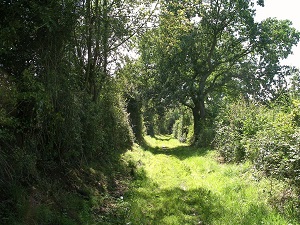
left=81, top=83, right=134, bottom=161
left=215, top=97, right=300, bottom=191
left=171, top=107, right=192, bottom=143
left=214, top=99, right=260, bottom=162
left=214, top=126, right=245, bottom=162
left=172, top=115, right=189, bottom=143
left=194, top=119, right=216, bottom=148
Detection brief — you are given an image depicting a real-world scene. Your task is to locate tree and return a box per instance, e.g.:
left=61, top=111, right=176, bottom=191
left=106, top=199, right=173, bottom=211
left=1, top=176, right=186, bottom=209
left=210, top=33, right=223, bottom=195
left=140, top=0, right=300, bottom=144
left=290, top=68, right=300, bottom=98
left=0, top=0, right=161, bottom=223
left=116, top=59, right=145, bottom=142
left=74, top=0, right=156, bottom=101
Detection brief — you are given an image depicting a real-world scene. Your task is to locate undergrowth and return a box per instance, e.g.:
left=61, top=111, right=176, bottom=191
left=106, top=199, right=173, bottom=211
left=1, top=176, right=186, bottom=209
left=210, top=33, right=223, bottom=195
left=122, top=135, right=300, bottom=225
left=0, top=156, right=133, bottom=225
left=3, top=135, right=299, bottom=224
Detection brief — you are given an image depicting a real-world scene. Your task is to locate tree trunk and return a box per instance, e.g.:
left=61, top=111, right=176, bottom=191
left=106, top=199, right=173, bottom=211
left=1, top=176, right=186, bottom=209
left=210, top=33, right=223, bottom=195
left=85, top=0, right=92, bottom=89
left=126, top=96, right=144, bottom=143
left=192, top=98, right=206, bottom=145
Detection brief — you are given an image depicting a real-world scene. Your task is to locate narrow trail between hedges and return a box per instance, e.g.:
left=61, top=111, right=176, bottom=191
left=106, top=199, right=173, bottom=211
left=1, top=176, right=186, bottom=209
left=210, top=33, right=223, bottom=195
left=120, top=135, right=296, bottom=225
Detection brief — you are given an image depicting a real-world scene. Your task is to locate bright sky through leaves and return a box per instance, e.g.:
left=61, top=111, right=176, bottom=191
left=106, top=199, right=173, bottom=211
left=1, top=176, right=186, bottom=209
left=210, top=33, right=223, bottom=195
left=255, top=0, right=300, bottom=68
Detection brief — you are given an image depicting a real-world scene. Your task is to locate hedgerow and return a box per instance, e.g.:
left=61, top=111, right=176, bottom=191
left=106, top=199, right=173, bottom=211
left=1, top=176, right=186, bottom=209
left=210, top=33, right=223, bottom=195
left=214, top=98, right=300, bottom=190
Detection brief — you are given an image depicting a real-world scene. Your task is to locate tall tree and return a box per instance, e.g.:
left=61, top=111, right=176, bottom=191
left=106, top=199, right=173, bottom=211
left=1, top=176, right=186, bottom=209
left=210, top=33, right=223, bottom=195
left=74, top=0, right=155, bottom=101
left=140, top=0, right=300, bottom=144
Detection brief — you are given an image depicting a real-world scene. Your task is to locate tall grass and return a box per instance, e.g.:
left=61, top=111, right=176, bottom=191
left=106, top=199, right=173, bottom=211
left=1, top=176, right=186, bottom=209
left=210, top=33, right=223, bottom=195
left=121, top=135, right=298, bottom=225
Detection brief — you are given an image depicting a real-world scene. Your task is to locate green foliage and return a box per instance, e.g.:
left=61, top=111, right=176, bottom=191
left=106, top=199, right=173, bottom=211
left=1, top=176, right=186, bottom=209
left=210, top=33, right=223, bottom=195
left=249, top=110, right=299, bottom=187
left=215, top=98, right=300, bottom=192
left=215, top=99, right=262, bottom=162
left=172, top=108, right=191, bottom=143
left=193, top=117, right=216, bottom=148
left=81, top=84, right=134, bottom=161
left=139, top=0, right=300, bottom=143
left=116, top=60, right=146, bottom=143
left=123, top=136, right=298, bottom=225
left=0, top=0, right=137, bottom=223
left=97, top=84, right=134, bottom=154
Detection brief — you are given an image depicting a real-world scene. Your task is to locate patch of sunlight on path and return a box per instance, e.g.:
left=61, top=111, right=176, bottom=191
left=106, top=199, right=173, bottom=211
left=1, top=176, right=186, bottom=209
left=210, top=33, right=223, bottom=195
left=122, top=136, right=297, bottom=225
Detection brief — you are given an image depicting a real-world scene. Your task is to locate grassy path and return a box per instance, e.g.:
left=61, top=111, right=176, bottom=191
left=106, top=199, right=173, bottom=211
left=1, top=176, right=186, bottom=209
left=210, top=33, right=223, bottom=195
left=121, top=136, right=297, bottom=225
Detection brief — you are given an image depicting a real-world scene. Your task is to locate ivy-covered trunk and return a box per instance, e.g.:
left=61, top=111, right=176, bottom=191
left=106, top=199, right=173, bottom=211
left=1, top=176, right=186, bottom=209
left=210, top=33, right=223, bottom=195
left=127, top=96, right=144, bottom=143
left=192, top=98, right=206, bottom=145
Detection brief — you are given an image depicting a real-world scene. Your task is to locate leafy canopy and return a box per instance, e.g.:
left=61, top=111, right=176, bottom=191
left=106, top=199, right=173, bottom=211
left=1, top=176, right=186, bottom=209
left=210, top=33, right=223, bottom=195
left=140, top=0, right=300, bottom=107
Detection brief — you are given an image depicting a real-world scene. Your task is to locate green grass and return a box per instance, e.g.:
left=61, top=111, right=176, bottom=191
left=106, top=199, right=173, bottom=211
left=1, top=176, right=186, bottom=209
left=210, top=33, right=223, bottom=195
left=121, top=135, right=299, bottom=225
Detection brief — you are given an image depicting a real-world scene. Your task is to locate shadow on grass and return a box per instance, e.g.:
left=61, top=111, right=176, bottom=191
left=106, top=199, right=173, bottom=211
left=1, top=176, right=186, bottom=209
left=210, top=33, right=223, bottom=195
left=152, top=135, right=172, bottom=141
left=124, top=170, right=286, bottom=225
left=125, top=177, right=224, bottom=225
left=141, top=140, right=210, bottom=161
left=116, top=137, right=290, bottom=225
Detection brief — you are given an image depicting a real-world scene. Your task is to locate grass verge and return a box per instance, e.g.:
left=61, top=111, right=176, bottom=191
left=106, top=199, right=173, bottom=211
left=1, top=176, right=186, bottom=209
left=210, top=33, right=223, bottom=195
left=121, top=135, right=299, bottom=225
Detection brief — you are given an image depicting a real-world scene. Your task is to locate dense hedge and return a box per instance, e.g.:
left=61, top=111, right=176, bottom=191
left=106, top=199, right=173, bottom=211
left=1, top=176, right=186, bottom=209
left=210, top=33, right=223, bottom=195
left=0, top=1, right=134, bottom=220
left=214, top=98, right=300, bottom=189
left=0, top=71, right=134, bottom=224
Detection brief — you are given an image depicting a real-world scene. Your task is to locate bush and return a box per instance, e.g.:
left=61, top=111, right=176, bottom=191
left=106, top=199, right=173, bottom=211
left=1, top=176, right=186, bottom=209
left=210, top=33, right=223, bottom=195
left=81, top=83, right=134, bottom=161
left=0, top=69, right=134, bottom=223
left=215, top=97, right=300, bottom=190
left=214, top=99, right=260, bottom=162
left=194, top=120, right=216, bottom=148
left=214, top=126, right=245, bottom=162
left=172, top=115, right=189, bottom=143
left=171, top=107, right=192, bottom=143
left=252, top=127, right=300, bottom=187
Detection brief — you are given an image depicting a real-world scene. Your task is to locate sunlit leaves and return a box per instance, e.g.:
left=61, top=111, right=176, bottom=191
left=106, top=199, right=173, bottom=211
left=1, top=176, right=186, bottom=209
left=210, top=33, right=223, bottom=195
left=139, top=0, right=299, bottom=143
left=141, top=0, right=300, bottom=105
left=258, top=18, right=300, bottom=60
